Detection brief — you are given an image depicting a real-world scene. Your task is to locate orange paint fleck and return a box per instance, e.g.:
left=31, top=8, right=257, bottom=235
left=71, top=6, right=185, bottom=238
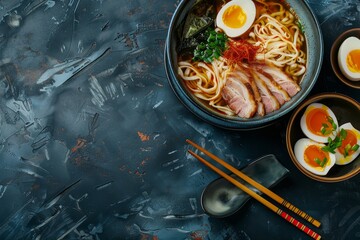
left=190, top=231, right=208, bottom=240
left=134, top=170, right=145, bottom=177
left=140, top=234, right=158, bottom=240
left=71, top=138, right=87, bottom=153
left=137, top=131, right=150, bottom=141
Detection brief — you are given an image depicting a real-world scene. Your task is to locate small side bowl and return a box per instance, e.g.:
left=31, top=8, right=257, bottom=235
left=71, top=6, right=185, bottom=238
left=330, top=28, right=360, bottom=89
left=286, top=93, right=360, bottom=182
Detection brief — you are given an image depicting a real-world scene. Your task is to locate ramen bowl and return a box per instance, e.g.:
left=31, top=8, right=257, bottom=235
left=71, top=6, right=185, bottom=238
left=165, top=0, right=323, bottom=130
left=286, top=93, right=360, bottom=182
left=330, top=28, right=360, bottom=89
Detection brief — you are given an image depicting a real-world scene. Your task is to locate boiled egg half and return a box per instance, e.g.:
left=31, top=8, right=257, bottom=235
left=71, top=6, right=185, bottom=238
left=338, top=36, right=360, bottom=81
left=216, top=0, right=256, bottom=38
left=294, top=138, right=336, bottom=176
left=300, top=103, right=338, bottom=143
left=335, top=122, right=360, bottom=165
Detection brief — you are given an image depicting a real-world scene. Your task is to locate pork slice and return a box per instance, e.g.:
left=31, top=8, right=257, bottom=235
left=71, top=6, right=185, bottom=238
left=222, top=74, right=257, bottom=119
left=261, top=65, right=301, bottom=97
left=255, top=71, right=290, bottom=105
left=250, top=79, right=265, bottom=116
left=233, top=67, right=265, bottom=116
left=252, top=72, right=280, bottom=114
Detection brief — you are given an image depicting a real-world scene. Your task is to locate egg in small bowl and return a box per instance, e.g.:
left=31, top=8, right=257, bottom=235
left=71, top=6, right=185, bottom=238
left=294, top=138, right=336, bottom=176
left=300, top=103, right=338, bottom=143
left=338, top=36, right=360, bottom=81
left=216, top=0, right=256, bottom=38
left=335, top=122, right=360, bottom=165
left=286, top=93, right=360, bottom=182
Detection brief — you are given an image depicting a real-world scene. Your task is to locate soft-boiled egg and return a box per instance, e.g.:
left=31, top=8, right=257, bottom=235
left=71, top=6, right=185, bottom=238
left=216, top=0, right=256, bottom=38
left=300, top=103, right=338, bottom=143
left=338, top=36, right=360, bottom=81
left=294, top=138, right=336, bottom=176
left=335, top=122, right=360, bottom=165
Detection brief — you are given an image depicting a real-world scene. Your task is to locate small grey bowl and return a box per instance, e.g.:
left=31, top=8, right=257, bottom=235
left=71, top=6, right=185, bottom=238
left=201, top=154, right=289, bottom=218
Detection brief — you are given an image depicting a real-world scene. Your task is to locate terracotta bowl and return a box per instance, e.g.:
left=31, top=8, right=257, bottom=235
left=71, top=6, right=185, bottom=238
left=330, top=28, right=360, bottom=89
left=286, top=93, right=360, bottom=182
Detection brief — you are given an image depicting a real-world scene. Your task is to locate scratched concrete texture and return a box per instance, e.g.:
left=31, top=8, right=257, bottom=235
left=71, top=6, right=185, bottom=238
left=0, top=0, right=359, bottom=239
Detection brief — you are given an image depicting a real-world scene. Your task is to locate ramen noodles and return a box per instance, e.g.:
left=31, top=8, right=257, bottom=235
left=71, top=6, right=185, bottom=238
left=177, top=0, right=306, bottom=119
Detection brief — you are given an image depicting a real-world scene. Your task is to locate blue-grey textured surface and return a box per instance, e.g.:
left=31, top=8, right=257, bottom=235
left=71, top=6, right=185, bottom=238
left=0, top=0, right=359, bottom=239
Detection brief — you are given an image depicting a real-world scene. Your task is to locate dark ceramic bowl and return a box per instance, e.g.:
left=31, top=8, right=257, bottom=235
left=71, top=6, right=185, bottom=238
left=330, top=28, right=360, bottom=89
left=165, top=0, right=323, bottom=130
left=286, top=93, right=360, bottom=182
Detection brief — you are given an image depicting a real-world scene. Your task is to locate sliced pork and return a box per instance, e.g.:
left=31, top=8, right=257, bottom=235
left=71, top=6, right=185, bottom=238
left=222, top=71, right=257, bottom=118
left=250, top=79, right=265, bottom=116
left=252, top=72, right=280, bottom=113
left=260, top=65, right=301, bottom=97
left=221, top=63, right=301, bottom=118
left=253, top=71, right=290, bottom=105
left=233, top=66, right=265, bottom=116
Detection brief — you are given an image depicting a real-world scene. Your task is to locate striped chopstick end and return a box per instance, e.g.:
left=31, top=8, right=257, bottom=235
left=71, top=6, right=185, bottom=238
left=281, top=200, right=321, bottom=227
left=277, top=209, right=321, bottom=240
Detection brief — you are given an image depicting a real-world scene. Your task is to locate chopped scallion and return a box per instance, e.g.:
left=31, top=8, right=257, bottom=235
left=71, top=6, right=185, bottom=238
left=352, top=144, right=359, bottom=151
left=193, top=28, right=227, bottom=63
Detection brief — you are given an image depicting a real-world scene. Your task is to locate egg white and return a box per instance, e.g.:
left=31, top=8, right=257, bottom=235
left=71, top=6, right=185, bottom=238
left=216, top=0, right=256, bottom=38
left=335, top=122, right=360, bottom=165
left=300, top=103, right=338, bottom=143
left=294, top=138, right=336, bottom=176
left=338, top=36, right=360, bottom=81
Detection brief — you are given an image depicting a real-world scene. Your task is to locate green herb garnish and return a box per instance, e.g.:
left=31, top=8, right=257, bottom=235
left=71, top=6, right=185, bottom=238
left=321, top=136, right=342, bottom=153
left=320, top=116, right=337, bottom=136
left=297, top=20, right=305, bottom=33
left=340, top=128, right=347, bottom=139
left=193, top=29, right=227, bottom=63
left=320, top=123, right=331, bottom=135
left=352, top=144, right=359, bottom=151
left=321, top=127, right=359, bottom=158
left=320, top=157, right=328, bottom=167
left=314, top=157, right=328, bottom=167
left=344, top=144, right=351, bottom=158
left=344, top=143, right=359, bottom=157
left=314, top=157, right=321, bottom=165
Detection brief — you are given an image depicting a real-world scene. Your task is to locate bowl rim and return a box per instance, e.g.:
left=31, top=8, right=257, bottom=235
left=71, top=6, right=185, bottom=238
left=286, top=92, right=360, bottom=182
left=330, top=28, right=360, bottom=89
left=165, top=0, right=324, bottom=130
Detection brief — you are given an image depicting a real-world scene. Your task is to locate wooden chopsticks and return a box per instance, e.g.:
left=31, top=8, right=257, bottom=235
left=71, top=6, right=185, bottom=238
left=187, top=139, right=321, bottom=240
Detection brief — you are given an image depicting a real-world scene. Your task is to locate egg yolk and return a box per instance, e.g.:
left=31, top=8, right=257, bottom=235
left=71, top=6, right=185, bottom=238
left=347, top=49, right=360, bottom=73
left=338, top=129, right=357, bottom=156
left=304, top=145, right=329, bottom=168
left=306, top=108, right=332, bottom=136
left=222, top=5, right=246, bottom=29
